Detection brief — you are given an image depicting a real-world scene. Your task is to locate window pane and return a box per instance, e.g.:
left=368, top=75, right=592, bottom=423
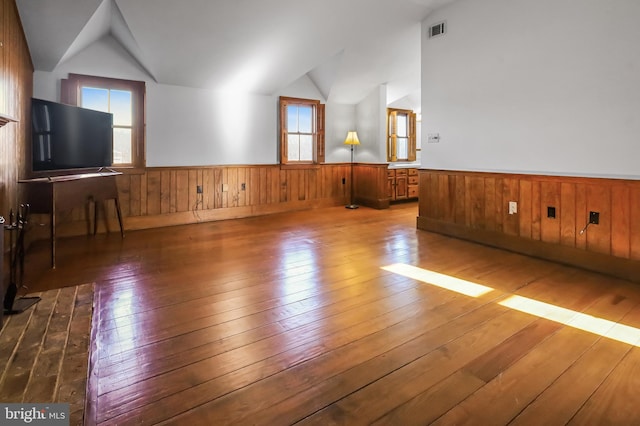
left=113, top=128, right=132, bottom=164
left=299, top=135, right=313, bottom=161
left=287, top=134, right=300, bottom=161
left=287, top=105, right=298, bottom=132
left=111, top=90, right=132, bottom=126
left=81, top=87, right=109, bottom=112
left=298, top=106, right=313, bottom=133
left=397, top=137, right=409, bottom=160
left=397, top=114, right=408, bottom=137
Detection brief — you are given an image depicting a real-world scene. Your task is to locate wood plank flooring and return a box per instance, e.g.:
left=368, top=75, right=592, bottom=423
left=23, top=202, right=640, bottom=425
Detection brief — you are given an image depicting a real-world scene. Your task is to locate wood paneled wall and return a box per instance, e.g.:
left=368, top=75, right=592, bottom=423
left=1, top=0, right=33, bottom=237
left=36, top=164, right=358, bottom=237
left=27, top=163, right=396, bottom=239
left=417, top=169, right=640, bottom=282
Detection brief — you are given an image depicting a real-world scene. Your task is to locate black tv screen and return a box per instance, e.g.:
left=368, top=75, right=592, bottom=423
left=31, top=98, right=113, bottom=172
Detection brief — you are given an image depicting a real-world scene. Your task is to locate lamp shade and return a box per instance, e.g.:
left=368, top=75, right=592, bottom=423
left=344, top=131, right=360, bottom=145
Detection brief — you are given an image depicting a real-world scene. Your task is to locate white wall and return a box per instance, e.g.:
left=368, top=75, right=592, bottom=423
left=422, top=0, right=640, bottom=179
left=326, top=103, right=357, bottom=163
left=355, top=85, right=387, bottom=163
left=33, top=35, right=359, bottom=166
left=147, top=85, right=276, bottom=165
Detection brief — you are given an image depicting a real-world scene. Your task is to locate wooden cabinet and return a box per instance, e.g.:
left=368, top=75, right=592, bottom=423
left=388, top=168, right=419, bottom=201
left=408, top=168, right=419, bottom=198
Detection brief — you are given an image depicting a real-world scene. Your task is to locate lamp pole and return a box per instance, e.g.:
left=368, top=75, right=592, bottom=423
left=346, top=144, right=358, bottom=209
left=344, top=130, right=360, bottom=209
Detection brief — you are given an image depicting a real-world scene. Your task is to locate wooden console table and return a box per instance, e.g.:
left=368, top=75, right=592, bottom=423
left=19, top=172, right=124, bottom=268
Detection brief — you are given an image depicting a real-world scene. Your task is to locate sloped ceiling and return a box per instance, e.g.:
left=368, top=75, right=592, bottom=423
left=16, top=0, right=457, bottom=104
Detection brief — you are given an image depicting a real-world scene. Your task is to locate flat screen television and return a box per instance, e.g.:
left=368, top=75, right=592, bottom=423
left=31, top=98, right=113, bottom=172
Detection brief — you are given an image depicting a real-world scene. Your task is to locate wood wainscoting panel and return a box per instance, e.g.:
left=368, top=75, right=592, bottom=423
left=418, top=169, right=640, bottom=283
left=575, top=182, right=588, bottom=251
left=518, top=180, right=533, bottom=239
left=28, top=164, right=359, bottom=239
left=631, top=187, right=640, bottom=261
left=483, top=176, right=497, bottom=232
left=24, top=162, right=390, bottom=242
left=586, top=183, right=612, bottom=256
left=503, top=178, right=520, bottom=237
left=560, top=182, right=576, bottom=248
left=540, top=181, right=560, bottom=245
left=468, top=175, right=484, bottom=230
left=353, top=163, right=390, bottom=209
left=611, top=185, right=630, bottom=259
left=454, top=174, right=465, bottom=225
left=146, top=170, right=161, bottom=216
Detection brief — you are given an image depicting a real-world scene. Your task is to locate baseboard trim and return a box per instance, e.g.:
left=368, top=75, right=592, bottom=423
left=417, top=216, right=640, bottom=283
left=356, top=196, right=390, bottom=210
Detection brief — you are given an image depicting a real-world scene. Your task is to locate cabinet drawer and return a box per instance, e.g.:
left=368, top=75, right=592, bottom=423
left=408, top=186, right=419, bottom=198
left=408, top=176, right=419, bottom=185
left=408, top=168, right=418, bottom=176
left=387, top=169, right=396, bottom=177
left=395, top=169, right=408, bottom=176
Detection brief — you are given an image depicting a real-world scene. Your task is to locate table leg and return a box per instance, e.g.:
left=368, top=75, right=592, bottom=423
left=115, top=197, right=125, bottom=238
left=93, top=198, right=98, bottom=235
left=50, top=205, right=56, bottom=269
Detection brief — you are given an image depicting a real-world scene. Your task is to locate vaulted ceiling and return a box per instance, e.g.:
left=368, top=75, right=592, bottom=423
left=16, top=0, right=456, bottom=105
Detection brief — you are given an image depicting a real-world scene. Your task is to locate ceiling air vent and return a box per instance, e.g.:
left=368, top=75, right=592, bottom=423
left=428, top=21, right=446, bottom=39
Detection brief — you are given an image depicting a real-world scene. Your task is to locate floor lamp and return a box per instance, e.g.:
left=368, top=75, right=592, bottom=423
left=344, top=131, right=360, bottom=209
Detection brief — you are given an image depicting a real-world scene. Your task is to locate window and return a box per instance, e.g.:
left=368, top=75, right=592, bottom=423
left=387, top=108, right=416, bottom=162
left=279, top=97, right=325, bottom=165
left=61, top=74, right=145, bottom=169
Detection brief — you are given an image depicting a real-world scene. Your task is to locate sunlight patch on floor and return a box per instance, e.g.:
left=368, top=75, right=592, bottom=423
left=383, top=263, right=640, bottom=347
left=381, top=263, right=494, bottom=297
left=500, top=295, right=640, bottom=346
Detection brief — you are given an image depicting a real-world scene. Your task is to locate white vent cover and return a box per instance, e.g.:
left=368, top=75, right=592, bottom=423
left=428, top=21, right=446, bottom=38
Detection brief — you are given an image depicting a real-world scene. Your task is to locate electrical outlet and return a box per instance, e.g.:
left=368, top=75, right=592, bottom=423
left=342, top=177, right=346, bottom=184
left=196, top=185, right=203, bottom=194
left=589, top=211, right=600, bottom=225
left=222, top=183, right=229, bottom=192
left=241, top=183, right=246, bottom=191
left=508, top=201, right=517, bottom=215
left=547, top=206, right=556, bottom=219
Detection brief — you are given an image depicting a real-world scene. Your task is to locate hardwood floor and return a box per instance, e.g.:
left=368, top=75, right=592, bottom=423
left=23, top=202, right=640, bottom=425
